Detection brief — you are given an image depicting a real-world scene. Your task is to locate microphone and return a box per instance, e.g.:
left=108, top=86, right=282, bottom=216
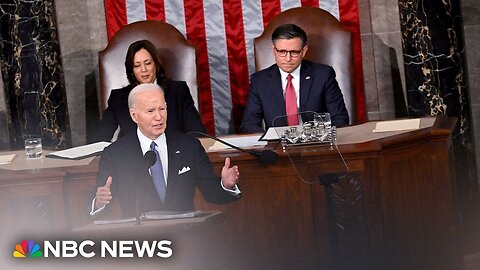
left=144, top=150, right=157, bottom=168
left=135, top=150, right=157, bottom=225
left=189, top=131, right=278, bottom=165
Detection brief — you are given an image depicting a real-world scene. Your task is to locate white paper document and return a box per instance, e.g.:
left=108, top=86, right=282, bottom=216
left=260, top=125, right=302, bottom=141
left=208, top=135, right=267, bottom=151
left=373, top=118, right=421, bottom=133
left=0, top=154, right=16, bottom=165
left=46, top=142, right=111, bottom=160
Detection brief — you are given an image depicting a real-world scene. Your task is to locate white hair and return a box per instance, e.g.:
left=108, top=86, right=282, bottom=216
left=128, top=83, right=164, bottom=109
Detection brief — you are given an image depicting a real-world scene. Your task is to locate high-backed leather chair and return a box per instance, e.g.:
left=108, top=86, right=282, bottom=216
left=98, top=20, right=198, bottom=111
left=254, top=7, right=357, bottom=124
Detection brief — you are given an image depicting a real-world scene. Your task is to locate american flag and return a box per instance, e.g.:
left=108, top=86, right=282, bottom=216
left=104, top=0, right=364, bottom=135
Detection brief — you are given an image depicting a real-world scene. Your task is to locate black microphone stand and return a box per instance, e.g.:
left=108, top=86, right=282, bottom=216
left=188, top=131, right=278, bottom=165
left=135, top=190, right=142, bottom=225
left=135, top=150, right=157, bottom=225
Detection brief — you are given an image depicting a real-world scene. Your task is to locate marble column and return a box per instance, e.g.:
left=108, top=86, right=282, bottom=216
left=0, top=0, right=71, bottom=149
left=398, top=0, right=479, bottom=238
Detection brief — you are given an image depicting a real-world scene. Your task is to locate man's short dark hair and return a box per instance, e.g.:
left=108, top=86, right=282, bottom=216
left=271, top=24, right=308, bottom=46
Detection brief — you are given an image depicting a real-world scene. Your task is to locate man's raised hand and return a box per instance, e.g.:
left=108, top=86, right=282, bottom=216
left=95, top=176, right=112, bottom=209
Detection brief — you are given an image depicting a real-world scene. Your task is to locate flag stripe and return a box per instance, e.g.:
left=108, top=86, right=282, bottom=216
left=338, top=0, right=366, bottom=122
left=125, top=0, right=146, bottom=23
left=183, top=0, right=216, bottom=134
left=261, top=0, right=282, bottom=27
left=280, top=0, right=301, bottom=11
left=242, top=0, right=264, bottom=78
left=145, top=0, right=165, bottom=21
left=164, top=0, right=186, bottom=35
left=301, top=0, right=319, bottom=6
left=203, top=0, right=232, bottom=134
left=224, top=0, right=250, bottom=134
left=104, top=0, right=127, bottom=40
left=319, top=0, right=340, bottom=19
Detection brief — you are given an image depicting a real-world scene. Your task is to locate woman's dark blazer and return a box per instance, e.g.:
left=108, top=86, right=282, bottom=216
left=94, top=80, right=205, bottom=142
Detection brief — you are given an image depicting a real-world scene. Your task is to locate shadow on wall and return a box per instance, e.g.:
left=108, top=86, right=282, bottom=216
left=373, top=34, right=408, bottom=119
left=0, top=111, right=10, bottom=150
left=85, top=69, right=100, bottom=144
left=389, top=46, right=408, bottom=118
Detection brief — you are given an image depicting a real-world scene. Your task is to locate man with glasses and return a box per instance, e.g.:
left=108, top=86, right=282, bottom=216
left=240, top=24, right=349, bottom=133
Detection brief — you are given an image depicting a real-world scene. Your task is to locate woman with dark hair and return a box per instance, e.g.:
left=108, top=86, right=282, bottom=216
left=94, top=39, right=205, bottom=142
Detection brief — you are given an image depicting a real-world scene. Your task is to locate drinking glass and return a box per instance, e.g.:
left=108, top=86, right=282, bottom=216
left=25, top=137, right=43, bottom=159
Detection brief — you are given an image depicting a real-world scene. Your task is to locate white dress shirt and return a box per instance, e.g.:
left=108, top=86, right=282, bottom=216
left=279, top=65, right=302, bottom=124
left=137, top=128, right=168, bottom=184
left=279, top=65, right=301, bottom=108
left=90, top=128, right=240, bottom=216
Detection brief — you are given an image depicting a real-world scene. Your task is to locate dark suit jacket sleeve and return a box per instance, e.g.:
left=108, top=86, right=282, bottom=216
left=323, top=67, right=349, bottom=127
left=91, top=144, right=116, bottom=218
left=176, top=82, right=206, bottom=134
left=96, top=146, right=114, bottom=189
left=92, top=92, right=120, bottom=142
left=191, top=138, right=238, bottom=204
left=240, top=73, right=266, bottom=134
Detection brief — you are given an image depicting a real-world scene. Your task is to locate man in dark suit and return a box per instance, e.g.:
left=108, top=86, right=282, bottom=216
left=94, top=80, right=205, bottom=142
left=91, top=83, right=240, bottom=218
left=240, top=24, right=349, bottom=134
left=93, top=39, right=205, bottom=142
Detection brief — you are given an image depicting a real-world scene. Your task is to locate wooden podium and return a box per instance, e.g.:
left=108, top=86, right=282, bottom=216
left=0, top=117, right=463, bottom=270
left=71, top=211, right=223, bottom=237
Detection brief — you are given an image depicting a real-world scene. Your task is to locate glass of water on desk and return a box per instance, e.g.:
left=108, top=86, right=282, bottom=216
left=25, top=137, right=43, bottom=159
left=314, top=112, right=331, bottom=130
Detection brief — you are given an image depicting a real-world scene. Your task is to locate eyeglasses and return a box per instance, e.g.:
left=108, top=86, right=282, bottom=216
left=274, top=47, right=303, bottom=58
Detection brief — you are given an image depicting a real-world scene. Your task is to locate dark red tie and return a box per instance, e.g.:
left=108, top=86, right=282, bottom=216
left=285, top=74, right=299, bottom=125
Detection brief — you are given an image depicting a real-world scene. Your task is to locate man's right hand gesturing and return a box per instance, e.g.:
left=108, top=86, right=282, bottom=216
left=95, top=176, right=112, bottom=209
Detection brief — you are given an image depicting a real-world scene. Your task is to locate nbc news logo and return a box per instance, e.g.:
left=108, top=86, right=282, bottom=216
left=13, top=239, right=172, bottom=258
left=13, top=240, right=42, bottom=258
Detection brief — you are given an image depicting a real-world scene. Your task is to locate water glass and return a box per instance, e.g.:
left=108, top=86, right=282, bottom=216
left=25, top=137, right=43, bottom=159
left=315, top=113, right=331, bottom=128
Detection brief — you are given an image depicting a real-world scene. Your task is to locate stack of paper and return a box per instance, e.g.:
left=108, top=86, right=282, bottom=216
left=0, top=154, right=16, bottom=165
left=46, top=141, right=111, bottom=160
left=208, top=135, right=267, bottom=151
left=373, top=118, right=421, bottom=133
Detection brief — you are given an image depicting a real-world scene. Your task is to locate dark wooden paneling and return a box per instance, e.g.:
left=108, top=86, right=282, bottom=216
left=0, top=117, right=462, bottom=269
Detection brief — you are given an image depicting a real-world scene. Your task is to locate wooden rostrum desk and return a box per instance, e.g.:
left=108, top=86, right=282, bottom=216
left=0, top=117, right=462, bottom=270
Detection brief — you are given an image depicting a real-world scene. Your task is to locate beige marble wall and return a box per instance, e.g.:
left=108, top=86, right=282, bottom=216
left=55, top=0, right=107, bottom=146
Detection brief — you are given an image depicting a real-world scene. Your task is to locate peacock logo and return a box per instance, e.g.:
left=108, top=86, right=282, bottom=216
left=13, top=240, right=43, bottom=258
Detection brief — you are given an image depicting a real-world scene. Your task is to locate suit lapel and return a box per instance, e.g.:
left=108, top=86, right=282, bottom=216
left=165, top=132, right=181, bottom=186
left=123, top=133, right=144, bottom=169
left=267, top=66, right=287, bottom=116
left=299, top=61, right=313, bottom=112
left=124, top=133, right=158, bottom=200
